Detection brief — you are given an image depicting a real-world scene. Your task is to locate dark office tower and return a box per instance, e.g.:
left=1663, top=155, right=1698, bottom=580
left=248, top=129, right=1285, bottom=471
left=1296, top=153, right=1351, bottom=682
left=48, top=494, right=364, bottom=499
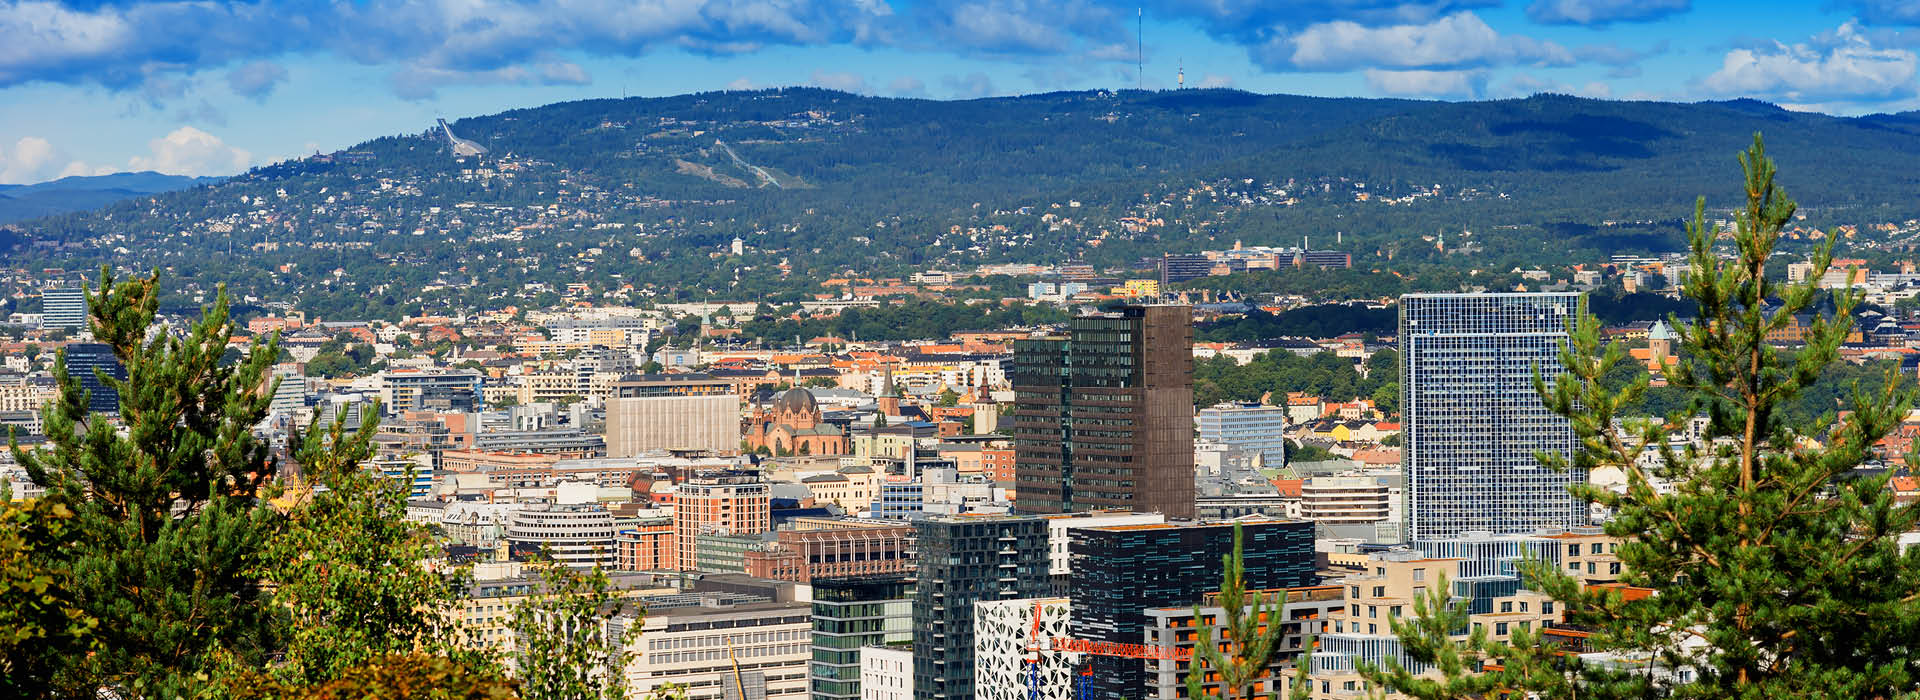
left=1401, top=293, right=1585, bottom=541
left=63, top=343, right=125, bottom=414
left=1013, top=305, right=1194, bottom=519
left=1159, top=253, right=1212, bottom=285
left=1069, top=519, right=1317, bottom=700
left=811, top=575, right=912, bottom=700
left=911, top=514, right=1049, bottom=700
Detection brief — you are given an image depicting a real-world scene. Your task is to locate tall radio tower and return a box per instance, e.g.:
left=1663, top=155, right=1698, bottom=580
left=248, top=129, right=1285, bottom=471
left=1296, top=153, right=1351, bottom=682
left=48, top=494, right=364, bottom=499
left=1136, top=8, right=1143, bottom=90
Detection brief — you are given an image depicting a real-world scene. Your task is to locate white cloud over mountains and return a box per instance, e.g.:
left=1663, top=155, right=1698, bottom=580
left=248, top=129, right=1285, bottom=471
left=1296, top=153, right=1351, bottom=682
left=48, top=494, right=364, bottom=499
left=0, top=127, right=251, bottom=184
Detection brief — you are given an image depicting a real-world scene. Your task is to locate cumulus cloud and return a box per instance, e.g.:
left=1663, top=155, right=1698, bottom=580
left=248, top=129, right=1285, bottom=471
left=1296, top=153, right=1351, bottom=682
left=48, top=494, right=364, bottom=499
left=1363, top=68, right=1487, bottom=98
left=942, top=72, right=998, bottom=98
left=0, top=136, right=73, bottom=184
left=0, top=0, right=890, bottom=99
left=811, top=70, right=869, bottom=93
left=226, top=60, right=287, bottom=100
left=126, top=127, right=252, bottom=176
left=1266, top=12, right=1573, bottom=71
left=1197, top=73, right=1234, bottom=88
left=1698, top=21, right=1918, bottom=103
left=1525, top=0, right=1688, bottom=26
left=1143, top=0, right=1498, bottom=45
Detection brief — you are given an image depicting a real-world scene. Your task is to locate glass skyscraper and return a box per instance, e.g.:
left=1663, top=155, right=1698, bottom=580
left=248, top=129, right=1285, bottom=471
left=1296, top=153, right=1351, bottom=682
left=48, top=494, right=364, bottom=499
left=1400, top=293, right=1585, bottom=541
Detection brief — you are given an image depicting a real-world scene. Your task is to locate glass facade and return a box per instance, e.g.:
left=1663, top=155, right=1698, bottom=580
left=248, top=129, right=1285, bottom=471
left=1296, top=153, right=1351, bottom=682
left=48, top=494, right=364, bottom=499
left=1013, top=305, right=1195, bottom=519
left=810, top=575, right=912, bottom=700
left=911, top=516, right=1050, bottom=700
left=63, top=343, right=125, bottom=414
left=1195, top=403, right=1289, bottom=466
left=1400, top=293, right=1585, bottom=541
left=1068, top=520, right=1316, bottom=700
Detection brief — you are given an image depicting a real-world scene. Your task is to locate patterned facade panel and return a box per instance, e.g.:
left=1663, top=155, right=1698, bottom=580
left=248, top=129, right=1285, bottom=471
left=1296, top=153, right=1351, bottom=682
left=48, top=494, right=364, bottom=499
left=974, top=598, right=1081, bottom=700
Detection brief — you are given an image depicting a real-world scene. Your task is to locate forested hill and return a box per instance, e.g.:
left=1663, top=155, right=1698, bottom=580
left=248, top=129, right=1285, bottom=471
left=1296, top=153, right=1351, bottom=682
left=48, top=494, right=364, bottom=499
left=10, top=88, right=1920, bottom=318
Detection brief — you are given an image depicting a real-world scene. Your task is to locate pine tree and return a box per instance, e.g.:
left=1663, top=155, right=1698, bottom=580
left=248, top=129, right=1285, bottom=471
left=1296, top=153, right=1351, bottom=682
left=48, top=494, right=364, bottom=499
left=1370, top=135, right=1920, bottom=698
left=11, top=269, right=286, bottom=696
left=1356, top=575, right=1571, bottom=699
left=1184, top=523, right=1294, bottom=700
left=258, top=406, right=492, bottom=685
left=510, top=561, right=634, bottom=700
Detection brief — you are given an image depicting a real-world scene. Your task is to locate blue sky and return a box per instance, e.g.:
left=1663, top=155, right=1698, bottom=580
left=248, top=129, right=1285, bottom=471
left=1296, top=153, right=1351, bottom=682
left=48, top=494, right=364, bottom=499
left=3, top=0, right=1919, bottom=184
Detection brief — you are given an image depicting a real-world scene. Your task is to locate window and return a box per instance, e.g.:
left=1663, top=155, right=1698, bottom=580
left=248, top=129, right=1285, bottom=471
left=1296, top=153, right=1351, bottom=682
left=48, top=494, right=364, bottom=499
left=1413, top=568, right=1425, bottom=582
left=1368, top=606, right=1377, bottom=618
left=1568, top=543, right=1581, bottom=557
left=1495, top=622, right=1509, bottom=635
left=1372, top=586, right=1385, bottom=598
left=1543, top=602, right=1555, bottom=615
left=1500, top=601, right=1513, bottom=613
left=1390, top=605, right=1403, bottom=618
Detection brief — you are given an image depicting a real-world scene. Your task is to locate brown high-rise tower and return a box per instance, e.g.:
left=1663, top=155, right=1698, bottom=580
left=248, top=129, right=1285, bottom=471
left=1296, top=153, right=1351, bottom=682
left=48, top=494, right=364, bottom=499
left=1012, top=304, right=1194, bottom=519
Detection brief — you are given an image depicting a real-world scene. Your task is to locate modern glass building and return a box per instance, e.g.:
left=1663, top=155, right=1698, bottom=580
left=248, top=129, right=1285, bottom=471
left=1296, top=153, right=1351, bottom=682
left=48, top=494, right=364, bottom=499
left=1013, top=304, right=1195, bottom=519
left=810, top=575, right=911, bottom=700
left=1400, top=293, right=1585, bottom=541
left=1068, top=519, right=1317, bottom=700
left=63, top=343, right=124, bottom=414
left=911, top=514, right=1050, bottom=700
left=1196, top=402, right=1289, bottom=467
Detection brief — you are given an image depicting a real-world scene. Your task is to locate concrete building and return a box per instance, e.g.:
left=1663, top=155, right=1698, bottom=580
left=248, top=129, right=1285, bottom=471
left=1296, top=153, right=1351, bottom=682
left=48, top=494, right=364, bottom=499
left=379, top=368, right=483, bottom=413
left=606, top=373, right=740, bottom=457
left=40, top=286, right=87, bottom=331
left=743, top=523, right=914, bottom=583
left=974, top=598, right=1080, bottom=700
left=1014, top=305, right=1195, bottom=519
left=616, top=517, right=675, bottom=571
left=1142, top=585, right=1345, bottom=700
left=859, top=646, right=913, bottom=700
left=618, top=594, right=814, bottom=700
left=1196, top=402, right=1289, bottom=467
left=505, top=502, right=617, bottom=569
left=1039, top=511, right=1165, bottom=593
left=1400, top=293, right=1583, bottom=540
left=674, top=471, right=771, bottom=570
left=1300, top=476, right=1392, bottom=524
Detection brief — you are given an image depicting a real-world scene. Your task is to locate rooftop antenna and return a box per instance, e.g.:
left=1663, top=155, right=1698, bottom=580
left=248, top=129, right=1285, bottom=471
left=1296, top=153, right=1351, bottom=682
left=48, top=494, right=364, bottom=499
left=1136, top=8, right=1144, bottom=91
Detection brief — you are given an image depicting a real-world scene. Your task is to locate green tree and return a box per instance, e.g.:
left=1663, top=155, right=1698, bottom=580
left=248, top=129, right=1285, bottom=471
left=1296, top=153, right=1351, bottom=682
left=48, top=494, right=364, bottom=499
left=12, top=269, right=284, bottom=697
left=1375, top=135, right=1920, bottom=698
left=0, top=496, right=96, bottom=699
left=1356, top=576, right=1569, bottom=699
left=937, top=388, right=960, bottom=407
left=510, top=562, right=634, bottom=700
left=259, top=407, right=489, bottom=685
left=226, top=653, right=519, bottom=700
left=1184, top=523, right=1294, bottom=700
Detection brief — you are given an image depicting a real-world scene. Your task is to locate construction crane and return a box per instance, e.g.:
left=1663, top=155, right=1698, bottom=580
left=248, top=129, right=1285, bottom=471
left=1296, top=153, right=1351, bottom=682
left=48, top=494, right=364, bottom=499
left=1022, top=599, right=1190, bottom=700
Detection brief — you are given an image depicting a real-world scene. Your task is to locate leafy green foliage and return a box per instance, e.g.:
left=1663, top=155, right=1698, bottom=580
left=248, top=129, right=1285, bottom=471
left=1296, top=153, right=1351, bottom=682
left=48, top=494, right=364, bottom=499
left=510, top=562, right=633, bottom=700
left=259, top=406, right=490, bottom=685
left=0, top=496, right=96, bottom=699
left=1194, top=349, right=1397, bottom=408
left=10, top=269, right=285, bottom=697
left=1356, top=575, right=1571, bottom=700
left=1374, top=135, right=1920, bottom=699
left=225, top=653, right=519, bottom=700
left=1195, top=305, right=1396, bottom=342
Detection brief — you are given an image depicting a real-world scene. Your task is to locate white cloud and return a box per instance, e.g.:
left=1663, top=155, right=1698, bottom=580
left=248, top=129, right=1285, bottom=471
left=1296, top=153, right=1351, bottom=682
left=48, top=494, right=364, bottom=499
left=1272, top=12, right=1573, bottom=72
left=725, top=76, right=760, bottom=90
left=0, top=136, right=73, bottom=184
left=1497, top=73, right=1613, bottom=99
left=1198, top=74, right=1234, bottom=88
left=1363, top=68, right=1487, bottom=98
left=811, top=70, right=868, bottom=93
left=1699, top=21, right=1918, bottom=103
left=125, top=126, right=251, bottom=177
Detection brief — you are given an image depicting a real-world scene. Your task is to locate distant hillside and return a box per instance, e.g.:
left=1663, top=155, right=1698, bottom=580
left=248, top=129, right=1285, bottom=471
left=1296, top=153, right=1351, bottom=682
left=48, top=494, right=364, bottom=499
left=11, top=88, right=1920, bottom=318
left=0, top=171, right=223, bottom=224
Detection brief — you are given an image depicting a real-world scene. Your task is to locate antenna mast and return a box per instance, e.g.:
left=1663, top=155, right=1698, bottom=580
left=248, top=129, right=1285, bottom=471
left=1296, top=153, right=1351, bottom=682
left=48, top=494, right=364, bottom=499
left=1136, top=8, right=1143, bottom=90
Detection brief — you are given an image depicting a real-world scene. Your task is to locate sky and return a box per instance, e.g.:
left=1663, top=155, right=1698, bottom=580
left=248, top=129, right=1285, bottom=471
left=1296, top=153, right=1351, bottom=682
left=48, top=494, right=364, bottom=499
left=3, top=0, right=1920, bottom=184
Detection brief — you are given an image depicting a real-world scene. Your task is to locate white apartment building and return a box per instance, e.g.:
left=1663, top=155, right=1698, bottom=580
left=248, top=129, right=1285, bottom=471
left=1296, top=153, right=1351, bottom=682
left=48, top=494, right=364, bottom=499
left=859, top=646, right=913, bottom=700
left=505, top=502, right=617, bottom=569
left=618, top=596, right=813, bottom=700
